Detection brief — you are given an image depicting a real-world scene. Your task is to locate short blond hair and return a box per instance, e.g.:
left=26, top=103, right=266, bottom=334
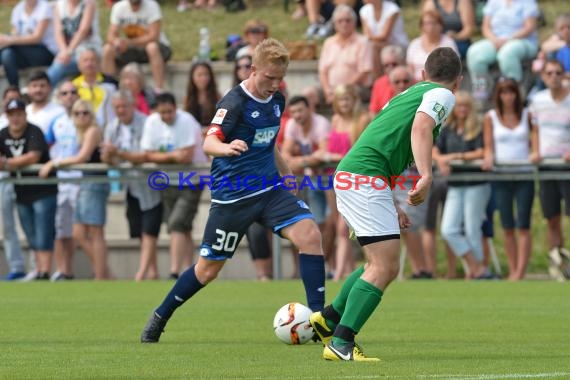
left=252, top=38, right=290, bottom=69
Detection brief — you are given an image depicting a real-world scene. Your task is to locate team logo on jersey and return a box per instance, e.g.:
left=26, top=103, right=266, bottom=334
left=432, top=102, right=446, bottom=121
left=273, top=104, right=281, bottom=118
left=297, top=200, right=309, bottom=210
left=251, top=111, right=260, bottom=118
left=252, top=125, right=279, bottom=147
left=212, top=108, right=228, bottom=124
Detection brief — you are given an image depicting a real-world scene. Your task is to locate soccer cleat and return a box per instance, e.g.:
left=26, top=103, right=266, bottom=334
left=5, top=272, right=26, bottom=281
left=323, top=342, right=380, bottom=362
left=548, top=247, right=568, bottom=282
left=141, top=312, right=167, bottom=343
left=309, top=311, right=333, bottom=346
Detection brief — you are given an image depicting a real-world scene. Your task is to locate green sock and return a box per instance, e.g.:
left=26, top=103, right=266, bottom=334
left=330, top=265, right=365, bottom=321
left=332, top=278, right=383, bottom=346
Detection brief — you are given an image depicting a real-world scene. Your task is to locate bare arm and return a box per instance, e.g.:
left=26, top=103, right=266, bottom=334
left=128, top=21, right=161, bottom=47
left=106, top=23, right=121, bottom=44
left=454, top=0, right=475, bottom=40
left=529, top=112, right=540, bottom=163
left=481, top=113, right=494, bottom=170
left=511, top=17, right=537, bottom=40
left=66, top=0, right=97, bottom=52
left=4, top=151, right=42, bottom=169
left=408, top=112, right=436, bottom=205
left=8, top=19, right=50, bottom=45
left=146, top=146, right=194, bottom=164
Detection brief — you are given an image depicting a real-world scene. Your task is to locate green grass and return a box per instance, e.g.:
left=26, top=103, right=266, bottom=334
left=1, top=280, right=570, bottom=379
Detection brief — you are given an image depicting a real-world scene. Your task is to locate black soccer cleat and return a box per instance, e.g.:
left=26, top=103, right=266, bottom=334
left=141, top=312, right=167, bottom=343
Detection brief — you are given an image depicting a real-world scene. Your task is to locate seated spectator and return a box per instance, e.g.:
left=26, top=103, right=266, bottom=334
left=481, top=77, right=538, bottom=281
left=177, top=0, right=216, bottom=11
left=318, top=84, right=369, bottom=281
left=407, top=10, right=458, bottom=82
left=46, top=0, right=102, bottom=86
left=43, top=80, right=82, bottom=281
left=236, top=20, right=269, bottom=60
left=40, top=99, right=111, bottom=280
left=435, top=91, right=490, bottom=279
left=0, top=0, right=58, bottom=87
left=421, top=0, right=475, bottom=59
left=528, top=59, right=570, bottom=281
left=314, top=4, right=373, bottom=105
left=0, top=98, right=58, bottom=280
left=305, top=0, right=364, bottom=40
left=101, top=90, right=163, bottom=281
left=73, top=47, right=117, bottom=127
left=0, top=86, right=27, bottom=281
left=182, top=61, right=221, bottom=133
left=368, top=44, right=405, bottom=117
left=102, top=0, right=172, bottom=92
left=119, top=62, right=155, bottom=114
left=359, top=0, right=408, bottom=77
left=141, top=92, right=207, bottom=279
left=466, top=0, right=539, bottom=101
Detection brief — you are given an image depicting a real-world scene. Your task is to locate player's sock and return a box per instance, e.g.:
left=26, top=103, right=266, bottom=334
left=321, top=304, right=341, bottom=331
left=299, top=253, right=325, bottom=312
left=155, top=264, right=204, bottom=320
left=332, top=278, right=383, bottom=346
left=331, top=265, right=365, bottom=316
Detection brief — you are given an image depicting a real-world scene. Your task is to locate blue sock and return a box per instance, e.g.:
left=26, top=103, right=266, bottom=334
left=299, top=253, right=325, bottom=312
left=155, top=265, right=204, bottom=320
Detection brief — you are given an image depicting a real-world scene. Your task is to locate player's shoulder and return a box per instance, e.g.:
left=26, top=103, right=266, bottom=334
left=218, top=85, right=248, bottom=108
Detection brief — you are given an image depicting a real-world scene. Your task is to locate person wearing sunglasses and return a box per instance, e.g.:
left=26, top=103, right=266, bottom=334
left=368, top=44, right=405, bottom=117
left=528, top=59, right=570, bottom=281
left=41, top=80, right=81, bottom=281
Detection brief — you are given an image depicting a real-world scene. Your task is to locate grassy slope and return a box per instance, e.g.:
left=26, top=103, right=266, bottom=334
left=1, top=280, right=570, bottom=379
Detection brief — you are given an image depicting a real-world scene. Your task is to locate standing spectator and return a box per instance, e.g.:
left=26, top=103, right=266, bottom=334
left=101, top=90, right=163, bottom=281
left=421, top=0, right=475, bottom=59
left=281, top=95, right=332, bottom=277
left=316, top=5, right=373, bottom=105
left=319, top=84, right=369, bottom=281
left=359, top=0, right=408, bottom=77
left=481, top=77, right=538, bottom=281
left=0, top=87, right=27, bottom=280
left=43, top=80, right=81, bottom=281
left=119, top=62, right=155, bottom=115
left=368, top=44, right=405, bottom=117
left=236, top=20, right=269, bottom=60
left=40, top=99, right=111, bottom=280
left=46, top=0, right=102, bottom=86
left=182, top=61, right=221, bottom=133
left=528, top=59, right=570, bottom=281
left=141, top=92, right=207, bottom=279
left=466, top=0, right=539, bottom=101
left=0, top=98, right=58, bottom=280
left=0, top=0, right=57, bottom=87
left=435, top=91, right=490, bottom=279
left=25, top=71, right=66, bottom=135
left=73, top=47, right=117, bottom=127
left=102, top=0, right=172, bottom=92
left=407, top=10, right=459, bottom=82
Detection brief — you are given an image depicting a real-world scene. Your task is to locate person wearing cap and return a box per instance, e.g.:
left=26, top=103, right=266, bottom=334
left=0, top=98, right=58, bottom=281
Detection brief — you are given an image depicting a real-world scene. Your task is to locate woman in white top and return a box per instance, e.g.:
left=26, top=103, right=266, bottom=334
left=359, top=0, right=408, bottom=77
left=0, top=0, right=58, bottom=87
left=481, top=77, right=539, bottom=281
left=406, top=10, right=459, bottom=82
left=46, top=0, right=101, bottom=86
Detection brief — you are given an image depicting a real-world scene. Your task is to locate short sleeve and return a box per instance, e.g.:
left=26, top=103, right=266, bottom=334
left=146, top=1, right=162, bottom=24
left=140, top=115, right=157, bottom=150
left=109, top=2, right=120, bottom=25
left=177, top=113, right=198, bottom=148
left=209, top=94, right=242, bottom=141
left=482, top=0, right=498, bottom=17
left=416, top=87, right=456, bottom=126
left=521, top=0, right=539, bottom=19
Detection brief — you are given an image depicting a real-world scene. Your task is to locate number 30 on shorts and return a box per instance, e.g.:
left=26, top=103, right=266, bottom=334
left=211, top=228, right=239, bottom=252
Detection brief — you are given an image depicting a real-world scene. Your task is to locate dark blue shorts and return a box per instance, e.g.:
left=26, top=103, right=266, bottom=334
left=199, top=188, right=313, bottom=260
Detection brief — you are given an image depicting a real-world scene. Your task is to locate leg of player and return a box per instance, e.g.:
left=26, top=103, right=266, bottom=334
left=280, top=218, right=326, bottom=313
left=322, top=238, right=400, bottom=361
left=140, top=257, right=226, bottom=343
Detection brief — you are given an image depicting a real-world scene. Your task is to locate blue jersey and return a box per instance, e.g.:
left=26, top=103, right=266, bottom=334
left=207, top=83, right=285, bottom=203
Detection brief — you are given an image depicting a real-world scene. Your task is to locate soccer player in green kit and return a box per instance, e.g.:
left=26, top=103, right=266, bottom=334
left=309, top=47, right=462, bottom=361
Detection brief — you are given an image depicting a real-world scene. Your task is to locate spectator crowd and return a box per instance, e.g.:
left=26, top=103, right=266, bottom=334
left=0, top=0, right=569, bottom=282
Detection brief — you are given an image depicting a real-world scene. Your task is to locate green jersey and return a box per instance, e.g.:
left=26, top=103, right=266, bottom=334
left=337, top=82, right=456, bottom=178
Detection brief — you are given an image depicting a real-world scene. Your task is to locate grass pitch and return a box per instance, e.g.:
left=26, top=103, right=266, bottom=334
left=1, top=280, right=569, bottom=379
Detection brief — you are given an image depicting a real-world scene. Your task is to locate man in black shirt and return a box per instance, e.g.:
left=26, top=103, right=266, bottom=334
left=0, top=98, right=58, bottom=280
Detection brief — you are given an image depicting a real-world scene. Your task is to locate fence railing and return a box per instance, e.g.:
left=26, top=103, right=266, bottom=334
left=1, top=159, right=568, bottom=279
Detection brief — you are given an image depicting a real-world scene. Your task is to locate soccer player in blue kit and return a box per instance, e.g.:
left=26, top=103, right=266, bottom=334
left=141, top=38, right=326, bottom=343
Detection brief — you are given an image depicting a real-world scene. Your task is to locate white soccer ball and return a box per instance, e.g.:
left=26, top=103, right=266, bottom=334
left=273, top=302, right=314, bottom=345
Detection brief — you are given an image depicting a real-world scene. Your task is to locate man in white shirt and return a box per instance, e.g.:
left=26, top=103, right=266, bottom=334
left=141, top=92, right=207, bottom=279
left=25, top=71, right=65, bottom=136
left=102, top=0, right=172, bottom=91
left=529, top=59, right=570, bottom=281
